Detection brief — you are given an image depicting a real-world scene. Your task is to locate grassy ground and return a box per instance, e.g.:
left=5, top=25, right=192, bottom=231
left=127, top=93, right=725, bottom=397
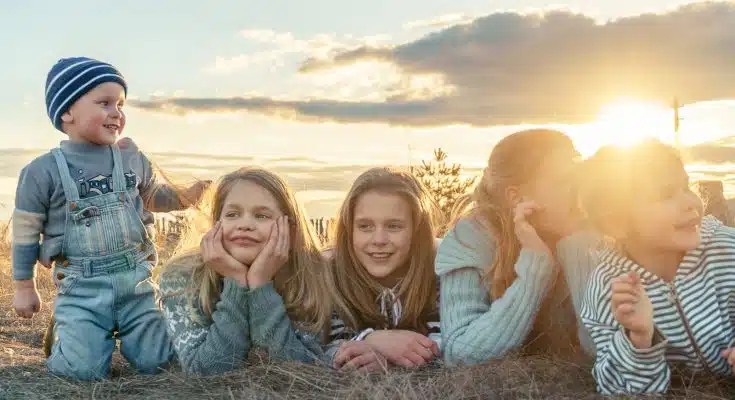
left=1, top=221, right=735, bottom=399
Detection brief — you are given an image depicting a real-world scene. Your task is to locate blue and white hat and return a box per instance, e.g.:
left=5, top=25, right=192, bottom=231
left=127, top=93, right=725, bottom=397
left=44, top=57, right=127, bottom=132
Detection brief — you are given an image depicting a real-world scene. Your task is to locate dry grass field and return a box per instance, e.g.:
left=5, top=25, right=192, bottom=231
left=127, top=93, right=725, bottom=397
left=1, top=220, right=734, bottom=399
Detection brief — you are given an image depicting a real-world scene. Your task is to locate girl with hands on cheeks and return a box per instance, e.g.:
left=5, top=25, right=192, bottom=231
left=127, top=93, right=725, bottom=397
left=579, top=140, right=735, bottom=395
left=324, top=167, right=443, bottom=372
left=157, top=167, right=331, bottom=375
left=200, top=215, right=290, bottom=289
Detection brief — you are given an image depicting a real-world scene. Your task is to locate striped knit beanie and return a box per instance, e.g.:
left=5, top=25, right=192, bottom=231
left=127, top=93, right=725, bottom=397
left=45, top=57, right=127, bottom=132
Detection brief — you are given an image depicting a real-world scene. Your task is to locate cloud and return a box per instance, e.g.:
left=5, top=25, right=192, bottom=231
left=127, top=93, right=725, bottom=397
left=402, top=13, right=475, bottom=31
left=134, top=2, right=735, bottom=127
left=685, top=144, right=735, bottom=165
left=130, top=96, right=443, bottom=125
left=205, top=29, right=392, bottom=75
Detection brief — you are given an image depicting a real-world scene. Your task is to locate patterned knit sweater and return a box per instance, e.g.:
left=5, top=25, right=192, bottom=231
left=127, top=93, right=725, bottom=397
left=158, top=265, right=327, bottom=375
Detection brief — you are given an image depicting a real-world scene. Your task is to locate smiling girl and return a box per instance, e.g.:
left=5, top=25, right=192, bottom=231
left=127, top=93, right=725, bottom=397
left=157, top=167, right=331, bottom=375
left=324, top=167, right=442, bottom=372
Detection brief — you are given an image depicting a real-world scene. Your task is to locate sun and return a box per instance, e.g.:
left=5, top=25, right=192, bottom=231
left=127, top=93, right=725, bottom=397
left=575, top=98, right=676, bottom=156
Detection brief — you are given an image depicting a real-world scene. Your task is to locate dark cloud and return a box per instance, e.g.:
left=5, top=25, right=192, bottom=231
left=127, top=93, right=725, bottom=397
left=131, top=2, right=735, bottom=127
left=130, top=96, right=442, bottom=126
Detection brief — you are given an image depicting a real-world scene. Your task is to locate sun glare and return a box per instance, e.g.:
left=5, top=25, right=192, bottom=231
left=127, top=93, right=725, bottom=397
left=590, top=98, right=675, bottom=148
left=571, top=98, right=677, bottom=157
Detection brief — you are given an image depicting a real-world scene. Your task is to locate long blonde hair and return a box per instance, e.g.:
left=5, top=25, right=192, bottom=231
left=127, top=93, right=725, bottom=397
left=325, top=167, right=441, bottom=334
left=450, top=129, right=580, bottom=354
left=159, top=167, right=331, bottom=334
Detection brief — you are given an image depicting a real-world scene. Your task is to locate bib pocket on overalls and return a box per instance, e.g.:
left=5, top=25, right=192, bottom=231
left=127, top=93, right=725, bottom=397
left=67, top=195, right=143, bottom=258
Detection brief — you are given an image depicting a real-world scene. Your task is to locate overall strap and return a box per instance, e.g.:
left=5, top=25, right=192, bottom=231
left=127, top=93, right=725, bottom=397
left=110, top=143, right=127, bottom=192
left=51, top=148, right=81, bottom=201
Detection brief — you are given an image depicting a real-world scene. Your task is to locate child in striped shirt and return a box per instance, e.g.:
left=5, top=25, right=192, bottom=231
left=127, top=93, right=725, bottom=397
left=578, top=140, right=735, bottom=395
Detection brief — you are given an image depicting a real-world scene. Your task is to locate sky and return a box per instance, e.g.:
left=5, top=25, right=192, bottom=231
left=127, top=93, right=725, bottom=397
left=1, top=0, right=735, bottom=218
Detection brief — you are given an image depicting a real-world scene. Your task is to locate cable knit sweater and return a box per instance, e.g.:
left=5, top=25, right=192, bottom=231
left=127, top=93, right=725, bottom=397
left=435, top=216, right=599, bottom=365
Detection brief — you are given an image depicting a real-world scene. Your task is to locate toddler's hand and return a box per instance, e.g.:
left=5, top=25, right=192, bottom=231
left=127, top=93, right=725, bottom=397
left=13, top=280, right=42, bottom=319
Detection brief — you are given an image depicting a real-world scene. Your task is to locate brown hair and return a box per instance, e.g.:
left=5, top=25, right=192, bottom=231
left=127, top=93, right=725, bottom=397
left=325, top=167, right=441, bottom=334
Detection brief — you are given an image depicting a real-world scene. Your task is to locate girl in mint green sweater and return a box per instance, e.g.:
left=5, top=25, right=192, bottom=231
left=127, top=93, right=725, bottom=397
left=436, top=129, right=599, bottom=365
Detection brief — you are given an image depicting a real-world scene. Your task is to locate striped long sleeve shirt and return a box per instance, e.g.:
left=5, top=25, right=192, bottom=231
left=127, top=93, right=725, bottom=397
left=325, top=283, right=442, bottom=367
left=322, top=241, right=443, bottom=367
left=580, top=216, right=735, bottom=395
left=328, top=287, right=441, bottom=343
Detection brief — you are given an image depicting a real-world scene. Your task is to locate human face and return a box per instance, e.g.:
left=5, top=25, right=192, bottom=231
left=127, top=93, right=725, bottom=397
left=352, top=190, right=413, bottom=288
left=519, top=147, right=581, bottom=240
left=61, top=82, right=125, bottom=145
left=220, top=180, right=285, bottom=265
left=627, top=165, right=703, bottom=255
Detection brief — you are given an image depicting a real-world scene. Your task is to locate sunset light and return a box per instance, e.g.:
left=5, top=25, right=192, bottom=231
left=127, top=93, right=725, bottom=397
left=4, top=1, right=735, bottom=398
left=595, top=98, right=675, bottom=145
left=574, top=98, right=676, bottom=157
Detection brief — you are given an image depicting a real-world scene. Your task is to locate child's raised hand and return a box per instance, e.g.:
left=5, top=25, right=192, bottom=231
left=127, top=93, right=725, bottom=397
left=247, top=216, right=290, bottom=288
left=720, top=347, right=735, bottom=375
left=363, top=330, right=440, bottom=368
left=201, top=221, right=248, bottom=286
left=181, top=179, right=212, bottom=208
left=513, top=200, right=552, bottom=256
left=611, top=271, right=654, bottom=349
left=333, top=341, right=387, bottom=373
left=13, top=280, right=42, bottom=319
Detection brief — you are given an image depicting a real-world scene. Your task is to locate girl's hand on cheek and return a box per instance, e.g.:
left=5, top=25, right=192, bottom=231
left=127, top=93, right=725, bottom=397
left=247, top=216, right=290, bottom=288
left=201, top=221, right=249, bottom=286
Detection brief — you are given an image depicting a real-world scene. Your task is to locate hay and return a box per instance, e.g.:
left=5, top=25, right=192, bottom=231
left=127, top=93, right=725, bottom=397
left=1, top=219, right=734, bottom=399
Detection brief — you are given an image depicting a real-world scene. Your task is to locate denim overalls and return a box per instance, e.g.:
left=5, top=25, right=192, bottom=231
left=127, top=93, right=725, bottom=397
left=46, top=143, right=174, bottom=380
